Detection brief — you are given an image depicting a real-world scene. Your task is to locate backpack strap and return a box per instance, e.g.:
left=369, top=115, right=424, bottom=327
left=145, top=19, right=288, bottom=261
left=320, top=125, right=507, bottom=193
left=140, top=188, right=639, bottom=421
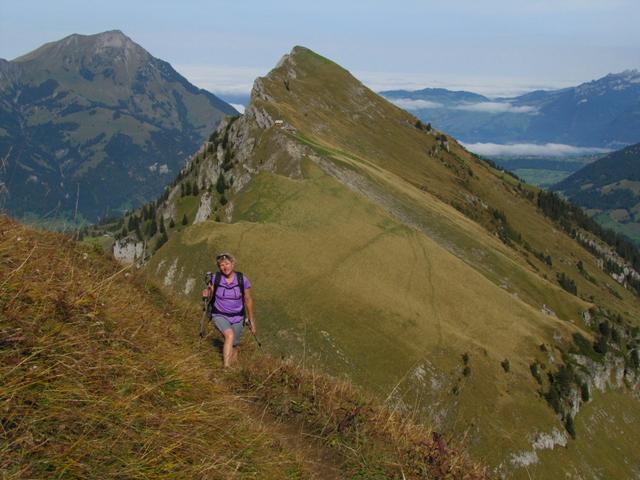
left=236, top=272, right=246, bottom=313
left=212, top=271, right=222, bottom=295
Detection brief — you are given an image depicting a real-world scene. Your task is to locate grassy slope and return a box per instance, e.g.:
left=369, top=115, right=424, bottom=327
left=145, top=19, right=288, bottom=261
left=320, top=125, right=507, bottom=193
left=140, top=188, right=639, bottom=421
left=1, top=216, right=485, bottom=479
left=0, top=217, right=315, bottom=479
left=254, top=47, right=638, bottom=319
left=146, top=48, right=640, bottom=477
left=554, top=144, right=640, bottom=245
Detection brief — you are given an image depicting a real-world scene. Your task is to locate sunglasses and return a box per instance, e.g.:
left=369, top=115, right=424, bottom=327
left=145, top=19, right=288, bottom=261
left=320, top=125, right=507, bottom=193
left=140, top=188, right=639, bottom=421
left=216, top=254, right=233, bottom=261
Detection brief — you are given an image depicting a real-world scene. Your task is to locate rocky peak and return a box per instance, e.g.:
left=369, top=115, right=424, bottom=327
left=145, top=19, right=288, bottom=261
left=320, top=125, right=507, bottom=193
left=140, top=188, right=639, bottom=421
left=575, top=69, right=640, bottom=97
left=0, top=58, right=22, bottom=86
left=13, top=30, right=148, bottom=69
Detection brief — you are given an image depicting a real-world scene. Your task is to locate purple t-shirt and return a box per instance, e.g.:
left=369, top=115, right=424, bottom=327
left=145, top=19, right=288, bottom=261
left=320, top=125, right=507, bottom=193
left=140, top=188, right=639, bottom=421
left=213, top=273, right=251, bottom=324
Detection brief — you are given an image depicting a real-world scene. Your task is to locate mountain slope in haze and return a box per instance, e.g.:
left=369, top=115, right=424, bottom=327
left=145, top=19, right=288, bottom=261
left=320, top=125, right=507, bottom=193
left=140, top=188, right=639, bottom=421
left=554, top=143, right=640, bottom=244
left=0, top=30, right=237, bottom=224
left=110, top=47, right=640, bottom=478
left=381, top=70, right=640, bottom=148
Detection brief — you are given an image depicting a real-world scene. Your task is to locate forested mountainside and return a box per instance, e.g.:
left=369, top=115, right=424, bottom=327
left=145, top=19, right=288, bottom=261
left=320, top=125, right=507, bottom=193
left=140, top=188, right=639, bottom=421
left=0, top=30, right=236, bottom=225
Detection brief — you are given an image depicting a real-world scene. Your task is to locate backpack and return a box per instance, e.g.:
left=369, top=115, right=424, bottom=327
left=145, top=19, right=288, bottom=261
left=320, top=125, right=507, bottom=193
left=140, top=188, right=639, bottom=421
left=206, top=271, right=246, bottom=318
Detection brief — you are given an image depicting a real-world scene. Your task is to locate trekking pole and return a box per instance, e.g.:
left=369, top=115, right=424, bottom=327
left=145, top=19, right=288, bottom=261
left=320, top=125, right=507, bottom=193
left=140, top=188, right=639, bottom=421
left=199, top=296, right=211, bottom=340
left=199, top=272, right=214, bottom=341
left=251, top=330, right=262, bottom=349
left=246, top=318, right=262, bottom=349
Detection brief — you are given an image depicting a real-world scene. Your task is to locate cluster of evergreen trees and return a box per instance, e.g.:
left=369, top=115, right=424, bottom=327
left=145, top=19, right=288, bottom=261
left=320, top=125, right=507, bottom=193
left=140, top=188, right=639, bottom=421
left=537, top=191, right=640, bottom=272
left=180, top=181, right=200, bottom=197
left=556, top=272, right=577, bottom=295
left=110, top=118, right=241, bottom=253
left=489, top=207, right=522, bottom=246
left=539, top=310, right=640, bottom=439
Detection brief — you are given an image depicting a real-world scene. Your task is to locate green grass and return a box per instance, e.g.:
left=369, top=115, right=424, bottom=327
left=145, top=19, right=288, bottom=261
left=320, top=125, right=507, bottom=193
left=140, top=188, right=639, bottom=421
left=513, top=168, right=573, bottom=187
left=593, top=211, right=640, bottom=245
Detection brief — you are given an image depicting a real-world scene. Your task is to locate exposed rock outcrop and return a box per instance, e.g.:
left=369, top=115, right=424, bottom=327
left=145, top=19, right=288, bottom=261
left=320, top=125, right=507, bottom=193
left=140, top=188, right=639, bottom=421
left=112, top=237, right=145, bottom=264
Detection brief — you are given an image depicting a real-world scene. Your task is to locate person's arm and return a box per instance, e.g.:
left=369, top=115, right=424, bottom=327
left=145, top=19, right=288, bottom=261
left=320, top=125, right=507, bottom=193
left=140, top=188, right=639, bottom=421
left=244, top=288, right=255, bottom=334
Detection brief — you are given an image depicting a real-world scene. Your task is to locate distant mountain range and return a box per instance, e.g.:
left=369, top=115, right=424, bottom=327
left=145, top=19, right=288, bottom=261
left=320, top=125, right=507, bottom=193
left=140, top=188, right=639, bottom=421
left=0, top=30, right=237, bottom=224
left=554, top=143, right=640, bottom=243
left=381, top=70, right=640, bottom=149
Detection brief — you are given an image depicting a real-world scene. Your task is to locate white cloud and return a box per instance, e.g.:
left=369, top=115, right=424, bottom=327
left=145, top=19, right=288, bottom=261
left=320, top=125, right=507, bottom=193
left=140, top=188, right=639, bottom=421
left=463, top=142, right=611, bottom=157
left=173, top=64, right=578, bottom=100
left=388, top=97, right=537, bottom=114
left=453, top=102, right=538, bottom=114
left=389, top=98, right=443, bottom=110
left=230, top=103, right=246, bottom=114
left=356, top=70, right=574, bottom=98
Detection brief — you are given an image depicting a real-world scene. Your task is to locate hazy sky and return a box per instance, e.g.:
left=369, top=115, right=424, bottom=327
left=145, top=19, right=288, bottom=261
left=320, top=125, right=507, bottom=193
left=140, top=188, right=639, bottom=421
left=1, top=0, right=639, bottom=98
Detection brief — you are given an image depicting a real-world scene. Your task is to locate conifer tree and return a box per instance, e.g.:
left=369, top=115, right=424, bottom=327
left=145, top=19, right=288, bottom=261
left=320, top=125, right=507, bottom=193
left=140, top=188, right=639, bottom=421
left=216, top=173, right=226, bottom=194
left=147, top=218, right=158, bottom=237
left=155, top=231, right=168, bottom=251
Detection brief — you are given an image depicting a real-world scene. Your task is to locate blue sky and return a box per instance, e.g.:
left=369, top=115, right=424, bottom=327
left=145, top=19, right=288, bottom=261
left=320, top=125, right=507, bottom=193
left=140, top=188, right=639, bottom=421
left=1, top=0, right=639, bottom=98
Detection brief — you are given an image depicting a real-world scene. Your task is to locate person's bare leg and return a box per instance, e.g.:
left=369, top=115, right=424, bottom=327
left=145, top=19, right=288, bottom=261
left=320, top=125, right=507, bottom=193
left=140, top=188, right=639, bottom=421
left=222, top=329, right=234, bottom=368
left=231, top=346, right=239, bottom=365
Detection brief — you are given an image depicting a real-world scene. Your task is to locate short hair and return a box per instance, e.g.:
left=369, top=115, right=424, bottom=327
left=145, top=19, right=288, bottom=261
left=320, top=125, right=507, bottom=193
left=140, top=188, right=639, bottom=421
left=216, top=252, right=235, bottom=264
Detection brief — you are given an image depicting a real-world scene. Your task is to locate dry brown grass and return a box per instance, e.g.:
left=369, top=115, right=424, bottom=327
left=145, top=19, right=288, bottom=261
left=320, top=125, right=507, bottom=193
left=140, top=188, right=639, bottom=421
left=235, top=355, right=486, bottom=479
left=0, top=215, right=313, bottom=479
left=0, top=215, right=486, bottom=479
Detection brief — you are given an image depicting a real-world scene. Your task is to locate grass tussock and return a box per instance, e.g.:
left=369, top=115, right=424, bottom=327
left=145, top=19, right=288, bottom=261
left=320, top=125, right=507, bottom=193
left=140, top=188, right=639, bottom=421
left=0, top=215, right=486, bottom=479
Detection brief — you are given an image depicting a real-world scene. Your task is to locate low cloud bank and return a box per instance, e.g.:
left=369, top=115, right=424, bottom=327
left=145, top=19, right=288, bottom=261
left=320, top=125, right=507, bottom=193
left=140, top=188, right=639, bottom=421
left=389, top=98, right=443, bottom=110
left=388, top=98, right=537, bottom=114
left=464, top=142, right=611, bottom=157
left=230, top=103, right=246, bottom=114
left=453, top=102, right=537, bottom=114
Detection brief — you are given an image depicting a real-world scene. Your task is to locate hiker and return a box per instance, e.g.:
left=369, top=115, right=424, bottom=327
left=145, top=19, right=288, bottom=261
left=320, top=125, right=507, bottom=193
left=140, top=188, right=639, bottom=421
left=203, top=253, right=255, bottom=368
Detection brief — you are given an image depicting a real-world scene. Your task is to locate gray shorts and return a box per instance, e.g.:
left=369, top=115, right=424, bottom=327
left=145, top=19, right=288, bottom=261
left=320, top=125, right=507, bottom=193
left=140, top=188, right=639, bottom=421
left=212, top=315, right=244, bottom=346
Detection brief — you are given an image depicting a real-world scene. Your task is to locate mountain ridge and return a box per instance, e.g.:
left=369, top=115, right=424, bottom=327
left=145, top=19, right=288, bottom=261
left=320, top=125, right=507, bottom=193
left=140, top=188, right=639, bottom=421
left=381, top=69, right=640, bottom=148
left=102, top=46, right=640, bottom=478
left=554, top=142, right=640, bottom=244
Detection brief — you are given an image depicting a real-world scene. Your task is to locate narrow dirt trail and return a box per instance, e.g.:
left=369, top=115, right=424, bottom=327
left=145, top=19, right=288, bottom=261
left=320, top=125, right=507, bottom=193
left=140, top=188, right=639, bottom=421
left=141, top=297, right=348, bottom=480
